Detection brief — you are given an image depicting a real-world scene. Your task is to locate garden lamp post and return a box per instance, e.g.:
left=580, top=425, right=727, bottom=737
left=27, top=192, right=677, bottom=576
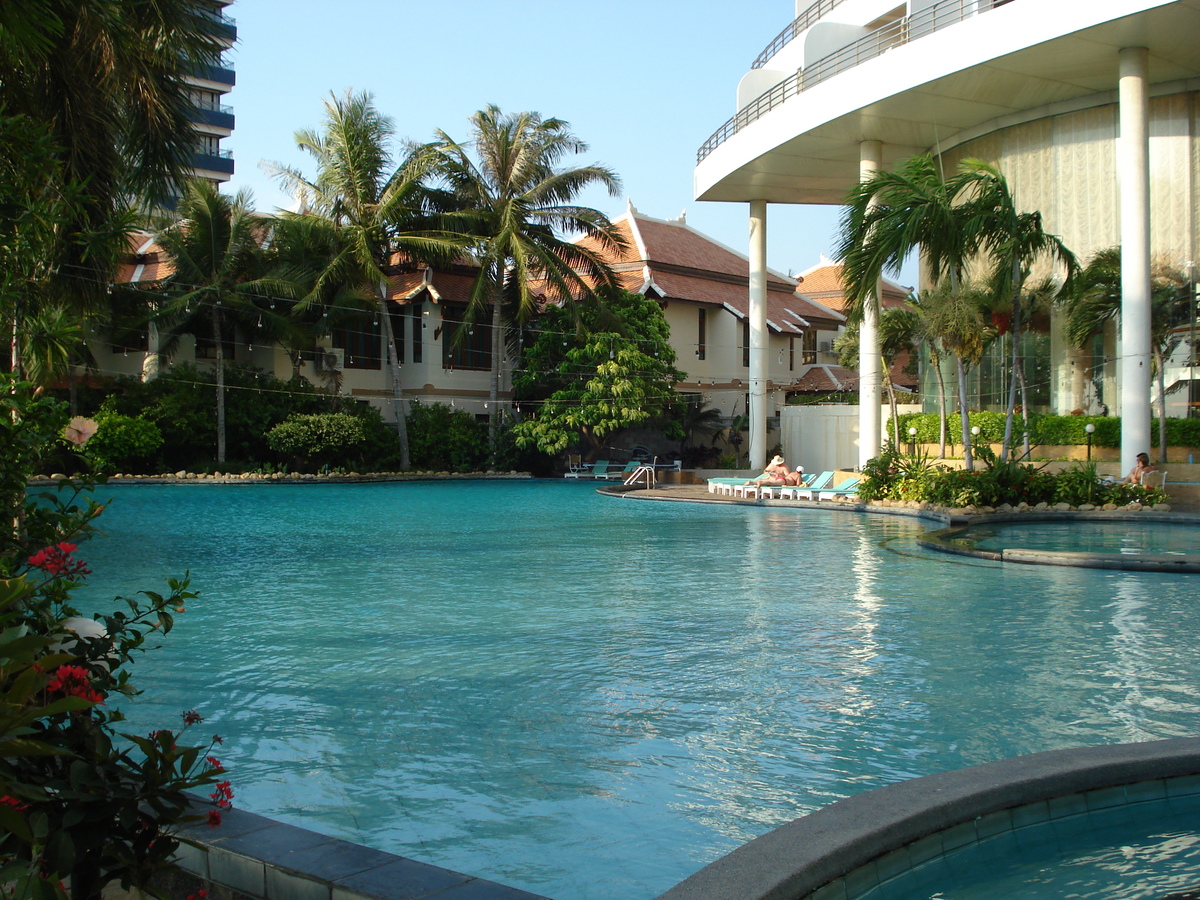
left=970, top=425, right=981, bottom=457
left=908, top=426, right=918, bottom=456
left=1085, top=422, right=1096, bottom=461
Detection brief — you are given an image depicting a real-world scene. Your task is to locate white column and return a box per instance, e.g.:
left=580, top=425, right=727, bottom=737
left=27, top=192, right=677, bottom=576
left=1118, top=47, right=1152, bottom=474
left=749, top=199, right=768, bottom=473
left=858, top=141, right=883, bottom=469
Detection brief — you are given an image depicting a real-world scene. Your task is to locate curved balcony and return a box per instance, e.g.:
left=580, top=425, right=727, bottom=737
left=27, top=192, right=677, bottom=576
left=751, top=0, right=852, bottom=69
left=700, top=0, right=1010, bottom=163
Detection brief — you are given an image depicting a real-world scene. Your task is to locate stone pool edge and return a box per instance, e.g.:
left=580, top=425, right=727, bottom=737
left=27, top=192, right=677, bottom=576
left=172, top=800, right=551, bottom=900
left=654, top=737, right=1200, bottom=900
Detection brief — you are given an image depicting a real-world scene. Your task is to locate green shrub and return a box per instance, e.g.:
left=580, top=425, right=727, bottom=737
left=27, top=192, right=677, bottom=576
left=266, top=413, right=368, bottom=470
left=406, top=403, right=489, bottom=472
left=87, top=411, right=163, bottom=474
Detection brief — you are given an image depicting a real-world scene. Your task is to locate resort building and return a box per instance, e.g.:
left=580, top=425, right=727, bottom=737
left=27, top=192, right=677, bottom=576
left=184, top=1, right=236, bottom=191
left=592, top=205, right=845, bottom=423
left=695, top=0, right=1200, bottom=471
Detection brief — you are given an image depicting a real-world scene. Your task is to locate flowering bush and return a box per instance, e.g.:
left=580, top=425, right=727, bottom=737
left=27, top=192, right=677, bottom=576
left=0, top=375, right=230, bottom=900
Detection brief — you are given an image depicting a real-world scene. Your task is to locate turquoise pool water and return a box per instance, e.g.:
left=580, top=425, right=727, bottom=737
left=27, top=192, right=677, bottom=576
left=73, top=481, right=1200, bottom=900
left=968, top=521, right=1198, bottom=556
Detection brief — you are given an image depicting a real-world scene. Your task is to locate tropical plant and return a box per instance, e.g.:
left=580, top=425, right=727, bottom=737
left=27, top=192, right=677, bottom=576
left=405, top=403, right=490, bottom=472
left=153, top=180, right=290, bottom=464
left=0, top=376, right=230, bottom=900
left=1061, top=247, right=1194, bottom=462
left=86, top=410, right=164, bottom=474
left=269, top=90, right=463, bottom=470
left=838, top=154, right=992, bottom=470
left=432, top=106, right=624, bottom=460
left=961, top=160, right=1077, bottom=460
left=834, top=305, right=920, bottom=449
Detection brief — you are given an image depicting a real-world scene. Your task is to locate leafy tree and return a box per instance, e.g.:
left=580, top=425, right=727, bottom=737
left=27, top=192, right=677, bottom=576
left=269, top=91, right=462, bottom=469
left=835, top=305, right=919, bottom=450
left=512, top=290, right=683, bottom=456
left=405, top=403, right=489, bottom=472
left=432, top=106, right=624, bottom=459
left=153, top=181, right=290, bottom=464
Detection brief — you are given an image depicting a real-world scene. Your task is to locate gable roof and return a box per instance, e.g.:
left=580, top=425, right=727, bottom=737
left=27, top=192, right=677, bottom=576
left=578, top=205, right=844, bottom=335
left=794, top=254, right=911, bottom=314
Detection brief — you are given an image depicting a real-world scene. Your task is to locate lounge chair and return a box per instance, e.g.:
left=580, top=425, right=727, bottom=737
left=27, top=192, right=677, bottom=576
left=780, top=471, right=835, bottom=500
left=707, top=477, right=748, bottom=496
left=566, top=459, right=608, bottom=480
left=814, top=476, right=861, bottom=501
left=594, top=461, right=639, bottom=481
left=760, top=473, right=816, bottom=499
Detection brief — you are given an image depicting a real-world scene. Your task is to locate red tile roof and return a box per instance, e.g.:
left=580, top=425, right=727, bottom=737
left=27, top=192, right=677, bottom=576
left=794, top=257, right=911, bottom=313
left=581, top=208, right=845, bottom=334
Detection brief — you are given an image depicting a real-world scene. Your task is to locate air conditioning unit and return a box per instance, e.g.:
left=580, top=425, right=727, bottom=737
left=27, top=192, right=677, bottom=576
left=819, top=341, right=831, bottom=353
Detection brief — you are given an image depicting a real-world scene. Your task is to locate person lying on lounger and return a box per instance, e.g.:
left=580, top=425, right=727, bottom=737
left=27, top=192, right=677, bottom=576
left=745, top=455, right=805, bottom=486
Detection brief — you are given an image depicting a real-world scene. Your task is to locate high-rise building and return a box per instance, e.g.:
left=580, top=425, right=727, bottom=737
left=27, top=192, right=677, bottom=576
left=185, top=0, right=236, bottom=188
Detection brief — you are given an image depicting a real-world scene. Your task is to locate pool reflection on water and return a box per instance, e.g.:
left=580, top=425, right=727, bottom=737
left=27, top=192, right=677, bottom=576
left=73, top=481, right=1200, bottom=900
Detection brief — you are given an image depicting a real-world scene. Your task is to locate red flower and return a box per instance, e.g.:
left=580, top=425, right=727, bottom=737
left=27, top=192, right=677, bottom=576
left=181, top=709, right=203, bottom=725
left=210, top=780, right=233, bottom=810
left=206, top=810, right=222, bottom=829
left=0, top=795, right=28, bottom=812
left=206, top=755, right=224, bottom=772
left=212, top=734, right=224, bottom=744
left=46, top=665, right=104, bottom=704
left=27, top=542, right=91, bottom=578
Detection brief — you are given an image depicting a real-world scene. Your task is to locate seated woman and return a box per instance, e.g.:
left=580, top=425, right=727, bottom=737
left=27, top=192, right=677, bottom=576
left=1123, top=452, right=1157, bottom=485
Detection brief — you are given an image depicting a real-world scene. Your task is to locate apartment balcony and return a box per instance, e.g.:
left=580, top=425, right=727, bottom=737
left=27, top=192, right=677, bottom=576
left=208, top=11, right=237, bottom=42
left=190, top=63, right=236, bottom=90
left=190, top=104, right=235, bottom=131
left=191, top=148, right=234, bottom=176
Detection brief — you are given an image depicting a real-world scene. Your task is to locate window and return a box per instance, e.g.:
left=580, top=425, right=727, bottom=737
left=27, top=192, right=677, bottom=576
left=332, top=316, right=381, bottom=369
left=195, top=320, right=235, bottom=361
left=193, top=133, right=222, bottom=156
left=802, top=330, right=817, bottom=365
left=742, top=319, right=750, bottom=368
left=394, top=304, right=405, bottom=363
left=788, top=336, right=795, bottom=372
left=697, top=309, right=707, bottom=361
left=441, top=305, right=491, bottom=370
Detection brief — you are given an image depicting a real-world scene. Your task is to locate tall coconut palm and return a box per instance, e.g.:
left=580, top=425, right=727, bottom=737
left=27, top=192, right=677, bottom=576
left=154, top=180, right=284, bottom=464
left=269, top=91, right=461, bottom=469
left=431, top=106, right=624, bottom=460
left=1062, top=247, right=1192, bottom=463
left=960, top=160, right=1077, bottom=460
left=838, top=154, right=989, bottom=469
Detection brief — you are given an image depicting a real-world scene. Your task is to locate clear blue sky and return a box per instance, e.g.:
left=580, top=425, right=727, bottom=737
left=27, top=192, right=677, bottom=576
left=223, top=0, right=917, bottom=289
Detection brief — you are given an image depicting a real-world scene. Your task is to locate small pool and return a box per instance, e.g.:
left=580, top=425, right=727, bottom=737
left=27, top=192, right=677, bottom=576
left=70, top=481, right=1200, bottom=900
left=967, top=521, right=1197, bottom=557
left=872, top=791, right=1200, bottom=899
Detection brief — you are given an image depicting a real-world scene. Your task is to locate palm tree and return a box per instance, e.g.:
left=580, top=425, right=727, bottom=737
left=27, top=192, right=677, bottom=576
left=154, top=181, right=283, bottom=464
left=269, top=91, right=460, bottom=470
left=960, top=160, right=1077, bottom=460
left=1062, top=247, right=1192, bottom=463
left=834, top=306, right=920, bottom=449
left=837, top=154, right=989, bottom=469
left=431, top=106, right=624, bottom=460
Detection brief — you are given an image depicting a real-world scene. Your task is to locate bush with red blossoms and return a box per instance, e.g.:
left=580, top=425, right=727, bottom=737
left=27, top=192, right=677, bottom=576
left=0, top=376, right=231, bottom=900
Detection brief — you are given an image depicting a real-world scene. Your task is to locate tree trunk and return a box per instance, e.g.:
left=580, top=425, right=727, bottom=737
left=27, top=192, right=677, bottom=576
left=956, top=355, right=973, bottom=472
left=1001, top=261, right=1024, bottom=460
left=1155, top=345, right=1168, bottom=463
left=487, top=292, right=503, bottom=470
left=884, top=359, right=900, bottom=450
left=212, top=304, right=225, bottom=465
left=932, top=345, right=948, bottom=458
left=1018, top=365, right=1030, bottom=459
left=377, top=284, right=411, bottom=469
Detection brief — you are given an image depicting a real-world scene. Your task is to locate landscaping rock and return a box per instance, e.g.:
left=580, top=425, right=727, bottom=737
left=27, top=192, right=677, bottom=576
left=1102, top=503, right=1118, bottom=510
left=1053, top=502, right=1072, bottom=511
left=1154, top=503, right=1172, bottom=512
left=1079, top=503, right=1096, bottom=511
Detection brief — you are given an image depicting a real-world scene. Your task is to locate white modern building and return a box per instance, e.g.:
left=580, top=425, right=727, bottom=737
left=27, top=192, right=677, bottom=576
left=695, top=0, right=1200, bottom=472
left=185, top=0, right=236, bottom=189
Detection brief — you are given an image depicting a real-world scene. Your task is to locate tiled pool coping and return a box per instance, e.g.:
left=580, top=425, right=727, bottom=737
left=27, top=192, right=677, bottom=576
left=174, top=803, right=550, bottom=900
left=655, top=737, right=1200, bottom=900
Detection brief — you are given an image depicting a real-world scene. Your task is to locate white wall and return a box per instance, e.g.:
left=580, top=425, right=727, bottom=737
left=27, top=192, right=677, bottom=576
left=780, top=403, right=920, bottom=472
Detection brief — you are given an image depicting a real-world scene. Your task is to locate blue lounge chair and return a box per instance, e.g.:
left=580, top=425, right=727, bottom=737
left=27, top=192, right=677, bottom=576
left=780, top=471, right=835, bottom=499
left=566, top=459, right=608, bottom=480
left=815, top=476, right=862, bottom=501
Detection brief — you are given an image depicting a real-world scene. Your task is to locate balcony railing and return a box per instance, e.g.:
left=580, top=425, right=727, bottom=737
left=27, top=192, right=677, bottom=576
left=752, top=0, right=852, bottom=69
left=699, top=0, right=1012, bottom=164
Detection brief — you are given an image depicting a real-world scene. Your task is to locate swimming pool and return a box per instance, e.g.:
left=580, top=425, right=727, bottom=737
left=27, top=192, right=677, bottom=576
left=74, top=481, right=1200, bottom=899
